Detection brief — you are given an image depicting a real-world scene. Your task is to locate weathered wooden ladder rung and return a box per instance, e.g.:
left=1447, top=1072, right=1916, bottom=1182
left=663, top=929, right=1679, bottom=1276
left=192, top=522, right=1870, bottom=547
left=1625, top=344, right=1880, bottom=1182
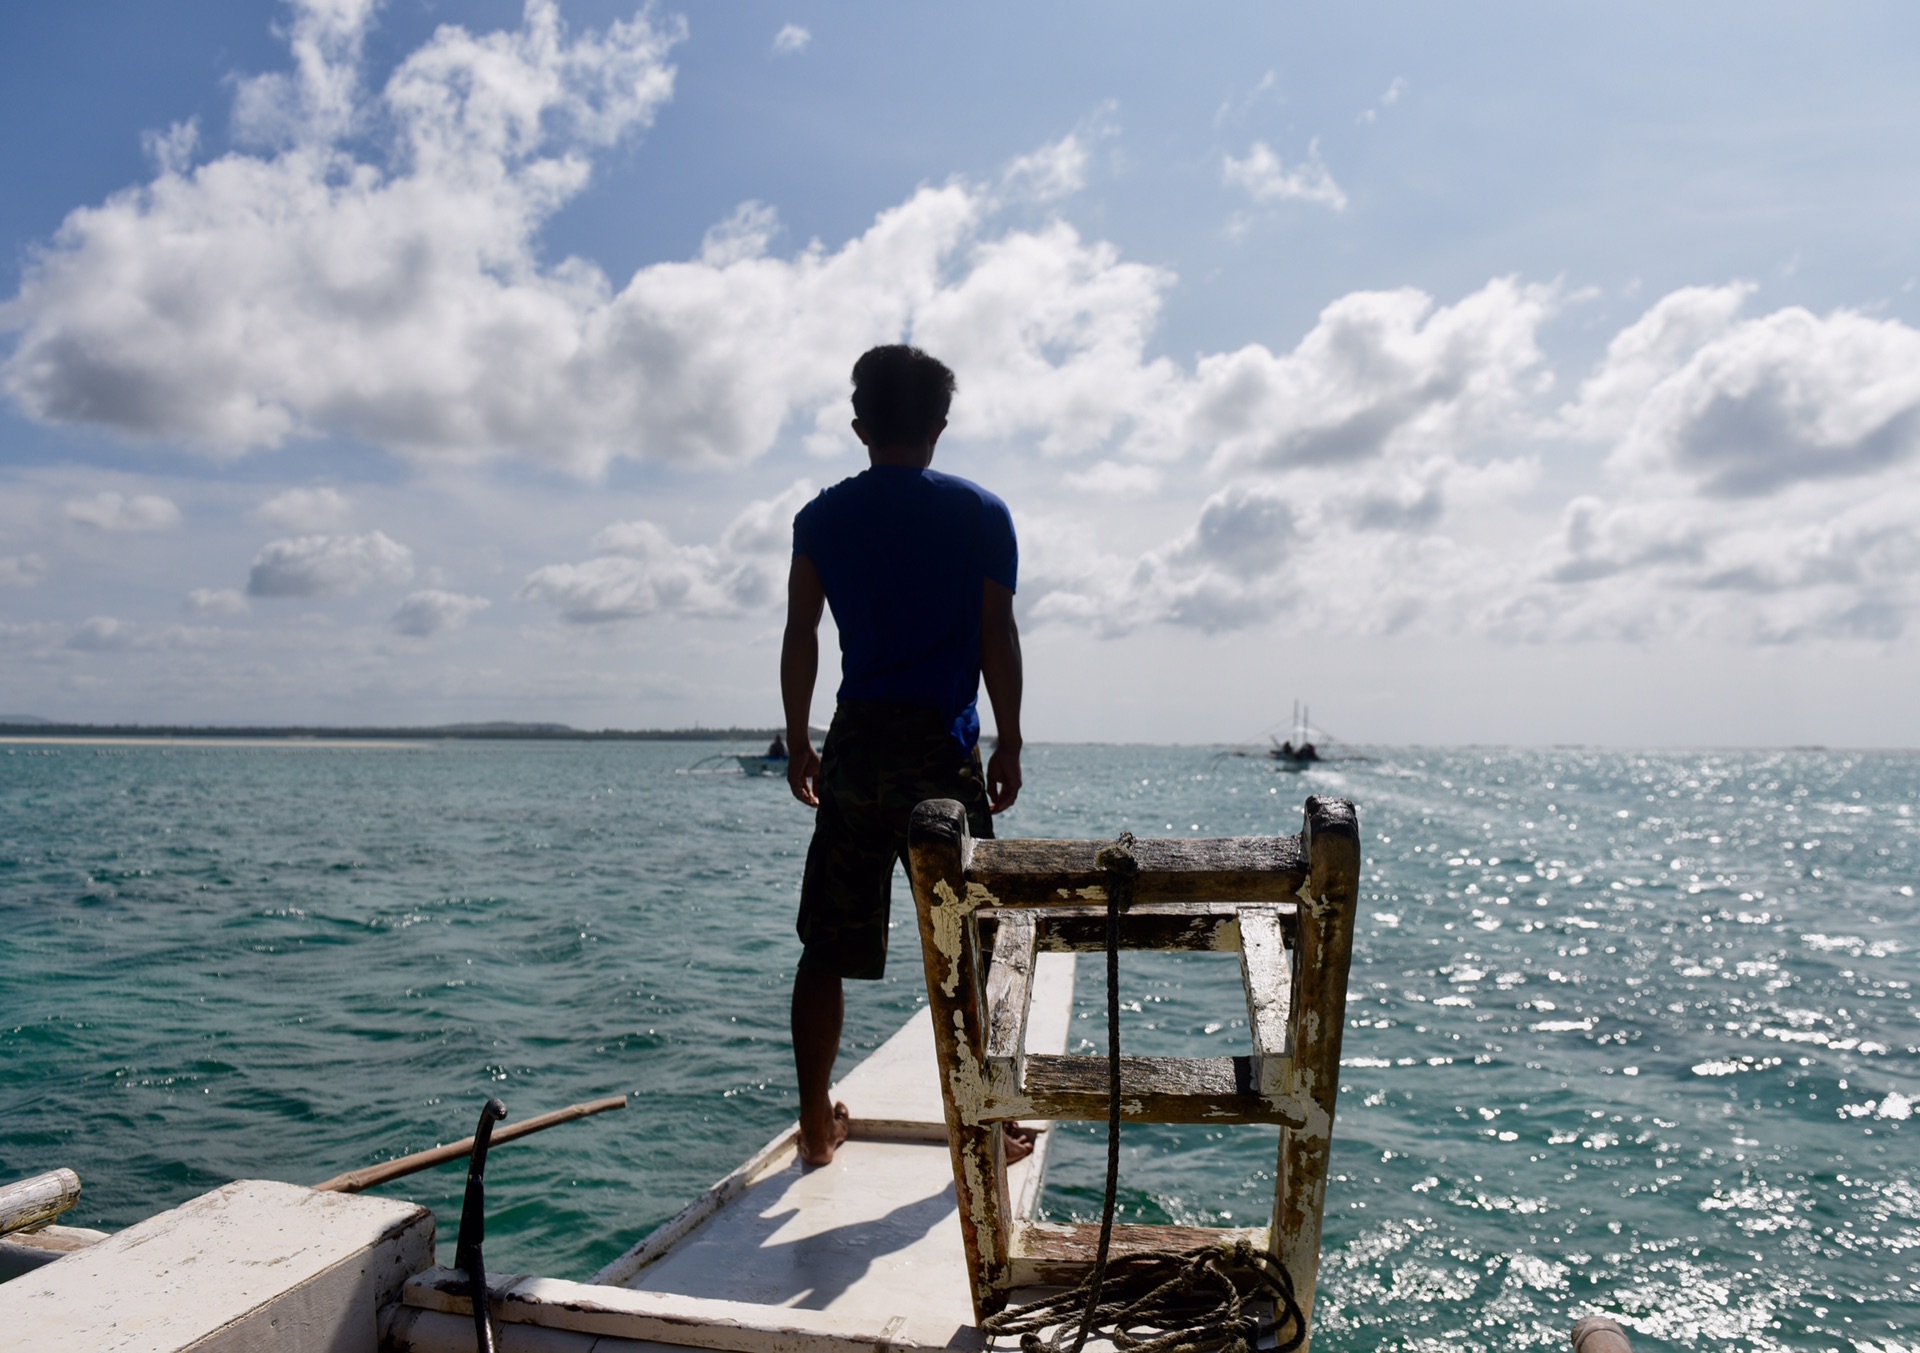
left=908, top=794, right=1361, bottom=1351
left=979, top=903, right=1303, bottom=1124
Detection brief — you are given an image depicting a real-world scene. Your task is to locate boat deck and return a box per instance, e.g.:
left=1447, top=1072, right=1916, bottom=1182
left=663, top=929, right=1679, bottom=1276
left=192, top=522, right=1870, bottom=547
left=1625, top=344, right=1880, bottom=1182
left=388, top=954, right=1077, bottom=1352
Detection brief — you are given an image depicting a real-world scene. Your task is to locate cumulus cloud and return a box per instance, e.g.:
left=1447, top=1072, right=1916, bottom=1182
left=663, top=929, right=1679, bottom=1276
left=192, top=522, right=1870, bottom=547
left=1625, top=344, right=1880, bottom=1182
left=391, top=588, right=490, bottom=636
left=772, top=23, right=811, bottom=55
left=246, top=530, right=414, bottom=597
left=719, top=479, right=816, bottom=555
left=65, top=491, right=182, bottom=532
left=0, top=554, right=48, bottom=588
left=1559, top=284, right=1755, bottom=442
left=521, top=482, right=812, bottom=622
left=186, top=587, right=251, bottom=617
left=3, top=0, right=683, bottom=467
left=1013, top=273, right=1920, bottom=646
left=1124, top=278, right=1555, bottom=470
left=255, top=486, right=353, bottom=532
left=0, top=2, right=1233, bottom=480
left=519, top=532, right=750, bottom=621
left=1029, top=485, right=1300, bottom=635
left=1222, top=140, right=1347, bottom=211
left=1602, top=305, right=1920, bottom=497
left=910, top=221, right=1177, bottom=458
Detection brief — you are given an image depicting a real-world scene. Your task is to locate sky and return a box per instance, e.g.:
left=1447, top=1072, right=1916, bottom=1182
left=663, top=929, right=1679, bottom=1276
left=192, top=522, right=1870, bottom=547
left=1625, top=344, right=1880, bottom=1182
left=4, top=1, right=1920, bottom=746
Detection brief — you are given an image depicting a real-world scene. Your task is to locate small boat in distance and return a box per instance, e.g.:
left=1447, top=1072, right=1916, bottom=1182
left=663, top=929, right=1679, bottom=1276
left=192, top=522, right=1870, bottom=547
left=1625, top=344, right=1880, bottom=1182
left=683, top=733, right=792, bottom=777
left=739, top=733, right=789, bottom=776
left=1269, top=700, right=1321, bottom=771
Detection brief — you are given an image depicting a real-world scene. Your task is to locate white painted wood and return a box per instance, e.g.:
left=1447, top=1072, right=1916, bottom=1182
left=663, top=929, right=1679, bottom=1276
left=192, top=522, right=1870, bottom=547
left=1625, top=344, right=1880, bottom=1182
left=0, top=1179, right=433, bottom=1353
left=0, top=1169, right=80, bottom=1236
left=406, top=1268, right=968, bottom=1353
left=1237, top=905, right=1295, bottom=1099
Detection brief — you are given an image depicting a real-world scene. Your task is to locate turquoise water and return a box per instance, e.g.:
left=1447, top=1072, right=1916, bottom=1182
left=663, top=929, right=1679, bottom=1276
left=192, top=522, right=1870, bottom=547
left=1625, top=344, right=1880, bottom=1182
left=2, top=742, right=1914, bottom=1349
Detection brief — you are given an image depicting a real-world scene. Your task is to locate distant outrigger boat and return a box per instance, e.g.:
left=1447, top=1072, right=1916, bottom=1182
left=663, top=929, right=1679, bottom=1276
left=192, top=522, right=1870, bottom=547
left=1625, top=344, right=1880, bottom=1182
left=1269, top=701, right=1322, bottom=772
left=681, top=746, right=790, bottom=777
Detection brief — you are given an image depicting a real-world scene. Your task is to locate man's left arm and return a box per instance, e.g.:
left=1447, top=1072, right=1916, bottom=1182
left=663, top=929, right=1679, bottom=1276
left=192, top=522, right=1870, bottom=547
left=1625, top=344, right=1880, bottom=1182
left=980, top=578, right=1022, bottom=813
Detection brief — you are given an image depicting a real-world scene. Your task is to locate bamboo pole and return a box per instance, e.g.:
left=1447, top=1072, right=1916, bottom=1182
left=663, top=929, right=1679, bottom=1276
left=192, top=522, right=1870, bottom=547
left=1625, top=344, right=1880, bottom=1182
left=0, top=1169, right=81, bottom=1237
left=1571, top=1315, right=1632, bottom=1352
left=313, top=1095, right=628, bottom=1194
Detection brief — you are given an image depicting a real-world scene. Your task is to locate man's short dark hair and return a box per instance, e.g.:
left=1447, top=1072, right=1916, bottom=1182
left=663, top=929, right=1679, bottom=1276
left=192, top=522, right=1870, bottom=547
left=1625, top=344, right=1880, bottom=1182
left=851, top=345, right=955, bottom=448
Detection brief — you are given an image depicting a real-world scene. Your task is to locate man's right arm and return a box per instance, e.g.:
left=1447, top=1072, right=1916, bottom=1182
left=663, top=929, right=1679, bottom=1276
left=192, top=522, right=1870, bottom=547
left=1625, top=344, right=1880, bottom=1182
left=781, top=555, right=827, bottom=807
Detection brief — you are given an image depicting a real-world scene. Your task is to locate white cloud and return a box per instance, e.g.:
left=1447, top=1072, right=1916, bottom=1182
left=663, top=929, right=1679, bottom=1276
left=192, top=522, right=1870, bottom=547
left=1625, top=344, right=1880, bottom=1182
left=1358, top=76, right=1407, bottom=126
left=1001, top=132, right=1090, bottom=205
left=519, top=540, right=754, bottom=622
left=64, top=491, right=182, bottom=532
left=0, top=3, right=1218, bottom=484
left=1559, top=283, right=1754, bottom=442
left=1125, top=278, right=1556, bottom=470
left=1061, top=461, right=1163, bottom=498
left=699, top=201, right=782, bottom=267
left=0, top=554, right=48, bottom=587
left=1604, top=304, right=1920, bottom=497
left=2, top=0, right=684, bottom=467
left=719, top=479, right=816, bottom=555
left=68, top=616, right=134, bottom=651
left=522, top=483, right=813, bottom=622
left=66, top=616, right=229, bottom=654
left=230, top=0, right=380, bottom=149
left=1222, top=140, right=1347, bottom=211
left=772, top=23, right=811, bottom=55
left=141, top=119, right=200, bottom=175
left=392, top=589, right=491, bottom=636
left=186, top=587, right=252, bottom=617
left=246, top=530, right=414, bottom=597
left=1007, top=268, right=1920, bottom=646
left=910, top=221, right=1178, bottom=458
left=255, top=486, right=354, bottom=532
left=1029, top=484, right=1300, bottom=635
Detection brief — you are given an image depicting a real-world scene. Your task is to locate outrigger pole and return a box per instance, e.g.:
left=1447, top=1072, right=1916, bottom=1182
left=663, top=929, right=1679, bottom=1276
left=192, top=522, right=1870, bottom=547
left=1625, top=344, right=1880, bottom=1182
left=312, top=1095, right=628, bottom=1194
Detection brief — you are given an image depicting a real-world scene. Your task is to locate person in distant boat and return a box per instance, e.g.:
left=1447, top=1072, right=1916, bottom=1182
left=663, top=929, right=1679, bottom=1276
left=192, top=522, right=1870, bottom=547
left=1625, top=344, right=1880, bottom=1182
left=767, top=734, right=788, bottom=760
left=780, top=344, right=1025, bottom=1168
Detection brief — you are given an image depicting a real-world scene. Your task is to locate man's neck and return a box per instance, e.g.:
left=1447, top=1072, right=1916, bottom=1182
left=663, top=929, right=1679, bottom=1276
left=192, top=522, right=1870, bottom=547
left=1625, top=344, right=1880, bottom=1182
left=867, top=441, right=935, bottom=470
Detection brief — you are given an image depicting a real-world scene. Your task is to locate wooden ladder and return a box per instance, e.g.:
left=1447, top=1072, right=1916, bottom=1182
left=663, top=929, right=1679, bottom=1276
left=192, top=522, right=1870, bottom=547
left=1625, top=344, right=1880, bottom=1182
left=906, top=795, right=1361, bottom=1344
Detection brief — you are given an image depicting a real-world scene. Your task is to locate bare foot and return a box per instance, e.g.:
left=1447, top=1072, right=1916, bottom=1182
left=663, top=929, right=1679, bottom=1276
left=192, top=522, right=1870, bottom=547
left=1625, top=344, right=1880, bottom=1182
left=800, top=1101, right=852, bottom=1167
left=1003, top=1123, right=1037, bottom=1164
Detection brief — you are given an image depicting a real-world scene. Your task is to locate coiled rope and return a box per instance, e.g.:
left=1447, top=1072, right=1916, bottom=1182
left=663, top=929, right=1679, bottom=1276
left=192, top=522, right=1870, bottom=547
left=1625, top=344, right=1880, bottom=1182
left=979, top=833, right=1306, bottom=1353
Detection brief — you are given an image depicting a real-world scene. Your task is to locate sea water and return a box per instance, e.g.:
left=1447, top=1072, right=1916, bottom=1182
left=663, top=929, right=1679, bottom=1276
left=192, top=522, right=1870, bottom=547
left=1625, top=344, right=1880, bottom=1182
left=1, top=741, right=1913, bottom=1350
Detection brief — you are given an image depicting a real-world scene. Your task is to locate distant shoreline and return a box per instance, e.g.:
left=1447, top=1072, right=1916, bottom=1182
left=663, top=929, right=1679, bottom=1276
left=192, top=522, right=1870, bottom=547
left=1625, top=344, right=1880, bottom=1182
left=0, top=722, right=784, bottom=744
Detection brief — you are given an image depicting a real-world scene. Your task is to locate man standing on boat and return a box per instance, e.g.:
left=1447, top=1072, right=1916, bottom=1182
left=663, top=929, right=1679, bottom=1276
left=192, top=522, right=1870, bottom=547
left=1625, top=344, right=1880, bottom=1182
left=780, top=344, right=1024, bottom=1167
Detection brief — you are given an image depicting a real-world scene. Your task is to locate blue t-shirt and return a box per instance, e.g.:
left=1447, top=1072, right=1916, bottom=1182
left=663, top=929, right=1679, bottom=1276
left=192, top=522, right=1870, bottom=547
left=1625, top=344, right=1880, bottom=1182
left=793, top=465, right=1017, bottom=752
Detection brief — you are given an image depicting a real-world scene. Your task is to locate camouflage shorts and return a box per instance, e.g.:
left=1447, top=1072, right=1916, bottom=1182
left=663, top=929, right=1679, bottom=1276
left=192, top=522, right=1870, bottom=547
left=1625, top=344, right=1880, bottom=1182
left=797, top=702, right=994, bottom=981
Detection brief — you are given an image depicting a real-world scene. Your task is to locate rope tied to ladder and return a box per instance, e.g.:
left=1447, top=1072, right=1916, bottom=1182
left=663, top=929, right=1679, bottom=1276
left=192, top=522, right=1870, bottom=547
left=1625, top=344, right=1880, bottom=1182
left=983, top=1239, right=1303, bottom=1353
left=979, top=832, right=1306, bottom=1353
